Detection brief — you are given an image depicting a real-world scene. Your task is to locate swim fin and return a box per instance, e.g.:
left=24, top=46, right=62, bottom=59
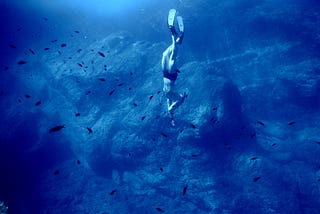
left=168, top=9, right=176, bottom=27
left=176, top=16, right=184, bottom=44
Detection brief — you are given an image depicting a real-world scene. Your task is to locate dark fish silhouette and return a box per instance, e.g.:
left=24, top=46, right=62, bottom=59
left=288, top=121, right=296, bottom=126
left=109, top=89, right=115, bottom=95
left=87, top=127, right=93, bottom=134
left=9, top=44, right=16, bottom=48
left=49, top=125, right=65, bottom=133
left=257, top=121, right=265, bottom=126
left=133, top=103, right=138, bottom=107
left=77, top=160, right=81, bottom=165
left=29, top=49, right=35, bottom=55
left=57, top=50, right=61, bottom=55
left=157, top=91, right=161, bottom=94
left=44, top=48, right=50, bottom=50
left=118, top=83, right=123, bottom=87
left=156, top=208, right=164, bottom=212
left=109, top=189, right=117, bottom=195
left=74, top=30, right=80, bottom=33
left=212, top=107, right=218, bottom=111
left=149, top=95, right=153, bottom=100
left=98, top=52, right=105, bottom=57
left=35, top=101, right=41, bottom=106
left=86, top=90, right=91, bottom=95
left=128, top=87, right=132, bottom=90
left=141, top=116, right=146, bottom=121
left=160, top=132, right=167, bottom=137
left=182, top=184, right=188, bottom=196
left=51, top=39, right=58, bottom=43
left=61, top=43, right=67, bottom=47
left=160, top=167, right=164, bottom=172
left=253, top=177, right=261, bottom=182
left=250, top=133, right=256, bottom=138
left=190, top=124, right=196, bottom=129
left=98, top=78, right=106, bottom=82
left=250, top=157, right=258, bottom=160
left=53, top=170, right=59, bottom=175
left=25, top=94, right=31, bottom=98
left=271, top=143, right=277, bottom=147
left=78, top=63, right=83, bottom=67
left=316, top=142, right=320, bottom=146
left=77, top=49, right=82, bottom=53
left=17, top=60, right=27, bottom=65
left=75, top=113, right=80, bottom=117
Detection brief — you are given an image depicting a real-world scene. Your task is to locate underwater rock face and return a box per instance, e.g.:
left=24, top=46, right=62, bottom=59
left=0, top=0, right=320, bottom=213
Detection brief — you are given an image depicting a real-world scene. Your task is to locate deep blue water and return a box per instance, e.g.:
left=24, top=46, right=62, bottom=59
left=1, top=0, right=320, bottom=213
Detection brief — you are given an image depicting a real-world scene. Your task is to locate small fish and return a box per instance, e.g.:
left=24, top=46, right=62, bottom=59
left=98, top=78, right=106, bottom=82
left=130, top=71, right=133, bottom=75
left=87, top=127, right=93, bottom=134
left=149, top=95, right=153, bottom=100
left=118, top=83, right=123, bottom=87
left=212, top=107, right=218, bottom=111
left=44, top=47, right=50, bottom=51
left=53, top=170, right=59, bottom=175
left=141, top=116, right=146, bottom=121
left=77, top=49, right=82, bottom=53
left=98, top=51, right=105, bottom=57
left=17, top=60, right=27, bottom=65
left=29, top=49, right=35, bottom=55
left=316, top=141, right=320, bottom=146
left=182, top=184, right=188, bottom=196
left=109, top=189, right=117, bottom=195
left=250, top=133, right=256, bottom=138
left=25, top=94, right=31, bottom=98
left=78, top=63, right=83, bottom=67
left=133, top=103, right=138, bottom=107
left=160, top=132, right=167, bottom=137
left=156, top=208, right=164, bottom=213
left=86, top=90, right=91, bottom=95
left=157, top=91, right=161, bottom=94
left=51, top=39, right=58, bottom=43
left=288, top=121, right=296, bottom=126
left=57, top=50, right=61, bottom=55
left=77, top=160, right=81, bottom=165
left=190, top=124, right=196, bottom=129
left=257, top=121, right=265, bottom=126
left=35, top=101, right=41, bottom=106
left=74, top=30, right=80, bottom=33
left=128, top=87, right=132, bottom=91
left=250, top=157, right=258, bottom=160
left=160, top=167, right=164, bottom=172
left=191, top=154, right=198, bottom=157
left=61, top=43, right=67, bottom=47
left=253, top=177, right=261, bottom=182
left=9, top=44, right=16, bottom=48
left=49, top=125, right=65, bottom=133
left=271, top=143, right=277, bottom=147
left=75, top=113, right=80, bottom=117
left=109, top=89, right=115, bottom=95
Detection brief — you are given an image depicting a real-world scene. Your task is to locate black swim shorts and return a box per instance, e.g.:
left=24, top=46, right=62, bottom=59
left=163, top=70, right=178, bottom=81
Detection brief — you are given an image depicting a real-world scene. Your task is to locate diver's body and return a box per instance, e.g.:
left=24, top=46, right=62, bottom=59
left=162, top=9, right=186, bottom=126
